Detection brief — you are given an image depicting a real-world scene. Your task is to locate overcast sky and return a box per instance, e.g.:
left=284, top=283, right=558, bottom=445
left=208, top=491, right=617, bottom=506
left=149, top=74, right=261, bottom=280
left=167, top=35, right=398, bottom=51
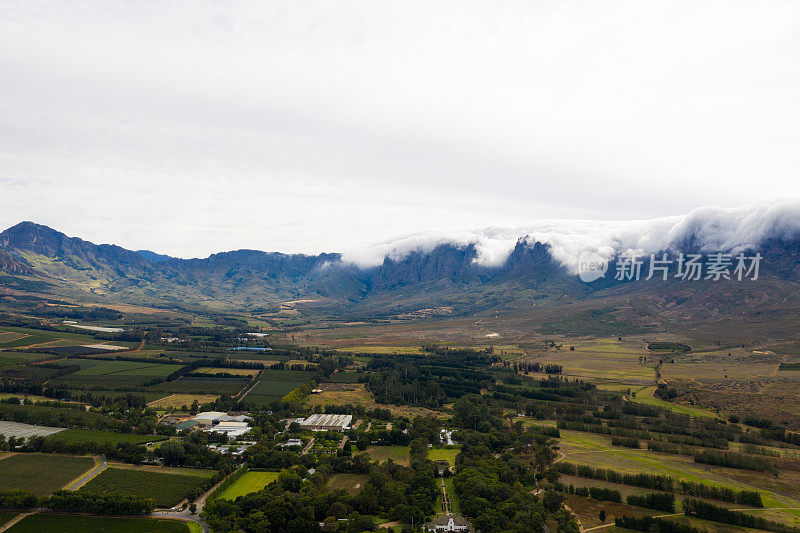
left=1, top=1, right=799, bottom=258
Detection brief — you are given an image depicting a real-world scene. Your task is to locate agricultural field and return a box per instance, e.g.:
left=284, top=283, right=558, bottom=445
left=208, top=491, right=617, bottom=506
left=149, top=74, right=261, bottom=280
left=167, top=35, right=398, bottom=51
left=193, top=367, right=259, bottom=377
left=306, top=383, right=374, bottom=408
left=0, top=453, right=94, bottom=495
left=0, top=351, right=50, bottom=367
left=79, top=465, right=212, bottom=507
left=524, top=337, right=655, bottom=387
left=5, top=514, right=194, bottom=533
left=326, top=473, right=368, bottom=496
left=47, top=429, right=167, bottom=446
left=0, top=510, right=18, bottom=527
left=218, top=470, right=280, bottom=500
left=556, top=429, right=800, bottom=519
left=364, top=446, right=411, bottom=466
left=0, top=326, right=96, bottom=349
left=242, top=369, right=315, bottom=405
left=70, top=360, right=184, bottom=377
left=149, top=377, right=248, bottom=396
left=148, top=394, right=220, bottom=410
left=0, top=420, right=66, bottom=439
left=630, top=386, right=718, bottom=419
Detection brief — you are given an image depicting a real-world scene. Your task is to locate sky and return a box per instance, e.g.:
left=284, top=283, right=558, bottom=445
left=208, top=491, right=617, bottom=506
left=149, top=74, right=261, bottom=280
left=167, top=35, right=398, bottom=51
left=1, top=1, right=799, bottom=259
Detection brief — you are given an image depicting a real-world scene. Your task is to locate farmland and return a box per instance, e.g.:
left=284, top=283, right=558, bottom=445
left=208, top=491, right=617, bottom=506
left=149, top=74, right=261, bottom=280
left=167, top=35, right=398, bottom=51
left=0, top=453, right=94, bottom=495
left=218, top=470, right=280, bottom=500
left=0, top=420, right=66, bottom=439
left=241, top=369, right=315, bottom=405
left=5, top=514, right=193, bottom=533
left=47, top=429, right=167, bottom=446
left=149, top=377, right=248, bottom=396
left=79, top=465, right=213, bottom=507
left=147, top=394, right=220, bottom=410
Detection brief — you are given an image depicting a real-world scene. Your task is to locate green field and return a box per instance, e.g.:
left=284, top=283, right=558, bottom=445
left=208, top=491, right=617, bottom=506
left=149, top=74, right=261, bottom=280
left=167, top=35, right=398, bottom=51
left=150, top=377, right=248, bottom=396
left=557, top=429, right=800, bottom=515
left=0, top=510, right=17, bottom=527
left=80, top=466, right=212, bottom=507
left=242, top=369, right=315, bottom=405
left=428, top=447, right=460, bottom=465
left=218, top=470, right=280, bottom=500
left=630, top=386, right=718, bottom=419
left=0, top=454, right=94, bottom=495
left=47, top=429, right=168, bottom=446
left=0, top=351, right=50, bottom=367
left=444, top=478, right=460, bottom=514
left=0, top=326, right=96, bottom=349
left=326, top=473, right=368, bottom=496
left=6, top=514, right=192, bottom=533
left=365, top=446, right=411, bottom=466
left=71, top=360, right=184, bottom=377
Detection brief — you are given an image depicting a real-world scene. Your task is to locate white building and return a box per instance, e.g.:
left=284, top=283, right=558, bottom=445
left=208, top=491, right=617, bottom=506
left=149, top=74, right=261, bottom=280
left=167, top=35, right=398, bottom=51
left=299, top=413, right=352, bottom=431
left=426, top=516, right=474, bottom=532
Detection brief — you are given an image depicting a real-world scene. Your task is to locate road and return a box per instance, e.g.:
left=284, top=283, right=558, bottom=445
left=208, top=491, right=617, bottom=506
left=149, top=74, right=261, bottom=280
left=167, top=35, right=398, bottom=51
left=152, top=466, right=246, bottom=533
left=67, top=455, right=108, bottom=490
left=152, top=509, right=209, bottom=533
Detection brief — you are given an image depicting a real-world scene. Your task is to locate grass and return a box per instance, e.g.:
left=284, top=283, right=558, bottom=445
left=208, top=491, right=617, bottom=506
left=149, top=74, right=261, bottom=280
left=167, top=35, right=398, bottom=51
left=306, top=384, right=374, bottom=408
left=218, top=471, right=280, bottom=500
left=428, top=447, right=460, bottom=465
left=147, top=394, right=220, bottom=409
left=0, top=454, right=95, bottom=495
left=79, top=466, right=211, bottom=507
left=327, top=473, right=368, bottom=496
left=365, top=446, right=411, bottom=466
left=557, top=429, right=800, bottom=516
left=5, top=514, right=192, bottom=533
left=47, top=429, right=167, bottom=445
left=444, top=478, right=460, bottom=514
left=524, top=337, right=656, bottom=385
left=630, top=386, right=717, bottom=419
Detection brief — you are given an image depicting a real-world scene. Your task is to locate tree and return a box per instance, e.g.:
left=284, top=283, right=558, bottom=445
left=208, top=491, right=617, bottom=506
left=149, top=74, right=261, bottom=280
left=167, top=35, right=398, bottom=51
left=189, top=503, right=197, bottom=514
left=599, top=508, right=606, bottom=522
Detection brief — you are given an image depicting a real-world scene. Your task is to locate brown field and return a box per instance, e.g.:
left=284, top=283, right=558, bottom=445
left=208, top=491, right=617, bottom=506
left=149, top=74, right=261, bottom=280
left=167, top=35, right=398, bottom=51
left=194, top=367, right=259, bottom=377
left=327, top=473, right=368, bottom=496
left=306, top=383, right=448, bottom=418
left=565, top=493, right=656, bottom=529
left=147, top=394, right=220, bottom=409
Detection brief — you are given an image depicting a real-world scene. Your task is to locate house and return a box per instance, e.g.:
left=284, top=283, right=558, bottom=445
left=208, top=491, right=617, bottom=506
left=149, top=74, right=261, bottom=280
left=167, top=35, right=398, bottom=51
left=298, top=413, right=352, bottom=431
left=425, top=515, right=474, bottom=532
left=278, top=439, right=304, bottom=448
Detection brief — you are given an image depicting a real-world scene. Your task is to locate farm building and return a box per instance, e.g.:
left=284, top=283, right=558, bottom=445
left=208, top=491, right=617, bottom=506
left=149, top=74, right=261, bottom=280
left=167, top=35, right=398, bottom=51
left=206, top=421, right=251, bottom=439
left=299, top=413, right=352, bottom=431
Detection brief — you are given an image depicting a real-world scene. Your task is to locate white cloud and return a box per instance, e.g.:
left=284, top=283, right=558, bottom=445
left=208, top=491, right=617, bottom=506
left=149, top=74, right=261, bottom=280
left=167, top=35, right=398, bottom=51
left=342, top=202, right=800, bottom=272
left=0, top=1, right=799, bottom=258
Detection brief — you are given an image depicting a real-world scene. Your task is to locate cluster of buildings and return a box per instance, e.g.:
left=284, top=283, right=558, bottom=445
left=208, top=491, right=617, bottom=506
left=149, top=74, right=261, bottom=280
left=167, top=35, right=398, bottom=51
left=172, top=411, right=253, bottom=439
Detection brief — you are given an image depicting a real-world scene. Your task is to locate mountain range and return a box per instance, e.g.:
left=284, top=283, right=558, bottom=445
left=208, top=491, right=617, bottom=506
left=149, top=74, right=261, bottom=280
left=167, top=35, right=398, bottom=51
left=2, top=220, right=800, bottom=340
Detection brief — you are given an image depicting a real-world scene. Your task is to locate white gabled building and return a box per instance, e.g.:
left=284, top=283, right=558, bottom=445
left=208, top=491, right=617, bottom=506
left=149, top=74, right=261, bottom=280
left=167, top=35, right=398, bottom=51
left=425, top=515, right=474, bottom=533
